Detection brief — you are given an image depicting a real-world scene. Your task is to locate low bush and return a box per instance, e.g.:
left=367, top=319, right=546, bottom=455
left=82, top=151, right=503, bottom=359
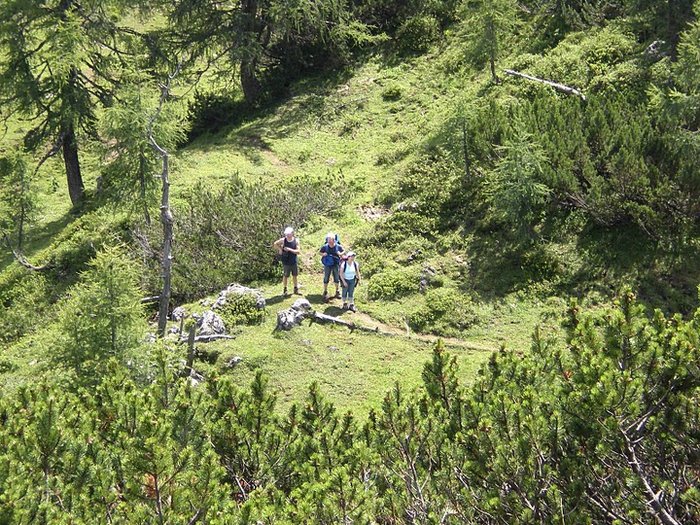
left=395, top=15, right=440, bottom=54
left=367, top=266, right=420, bottom=300
left=217, top=294, right=266, bottom=327
left=409, top=287, right=478, bottom=335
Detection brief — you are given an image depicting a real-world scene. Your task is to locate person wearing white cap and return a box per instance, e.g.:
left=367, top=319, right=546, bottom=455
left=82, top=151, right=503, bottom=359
left=339, top=251, right=360, bottom=312
left=273, top=226, right=301, bottom=296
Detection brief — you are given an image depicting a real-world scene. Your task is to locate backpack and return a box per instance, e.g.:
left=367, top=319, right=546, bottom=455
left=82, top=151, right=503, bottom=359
left=321, top=243, right=342, bottom=267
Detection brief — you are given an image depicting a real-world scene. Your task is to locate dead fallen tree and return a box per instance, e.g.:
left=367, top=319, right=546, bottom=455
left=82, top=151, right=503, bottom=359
left=309, top=311, right=386, bottom=334
left=277, top=298, right=391, bottom=335
left=504, top=69, right=586, bottom=101
left=2, top=233, right=53, bottom=271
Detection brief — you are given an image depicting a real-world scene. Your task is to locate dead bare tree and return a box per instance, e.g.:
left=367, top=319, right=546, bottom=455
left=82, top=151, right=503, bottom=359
left=504, top=69, right=586, bottom=101
left=147, top=64, right=181, bottom=338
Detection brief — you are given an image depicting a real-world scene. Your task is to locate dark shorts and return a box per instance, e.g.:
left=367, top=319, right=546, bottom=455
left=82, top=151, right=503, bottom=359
left=283, top=263, right=298, bottom=277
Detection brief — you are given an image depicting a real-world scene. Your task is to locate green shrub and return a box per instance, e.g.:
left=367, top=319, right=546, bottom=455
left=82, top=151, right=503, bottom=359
left=362, top=211, right=438, bottom=249
left=217, top=294, right=266, bottom=327
left=381, top=84, right=403, bottom=101
left=0, top=273, right=49, bottom=343
left=409, top=288, right=478, bottom=336
left=395, top=15, right=440, bottom=54
left=187, top=91, right=248, bottom=141
left=367, top=266, right=420, bottom=300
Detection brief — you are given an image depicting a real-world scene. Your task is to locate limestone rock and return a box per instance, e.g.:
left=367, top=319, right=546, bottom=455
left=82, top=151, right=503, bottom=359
left=171, top=306, right=187, bottom=321
left=213, top=283, right=266, bottom=311
left=194, top=310, right=226, bottom=336
left=276, top=298, right=314, bottom=330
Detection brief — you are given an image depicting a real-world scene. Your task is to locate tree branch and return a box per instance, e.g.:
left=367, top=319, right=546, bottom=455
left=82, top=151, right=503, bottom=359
left=504, top=69, right=586, bottom=101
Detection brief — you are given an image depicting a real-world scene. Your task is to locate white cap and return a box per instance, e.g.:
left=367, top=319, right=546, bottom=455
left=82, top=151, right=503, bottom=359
left=284, top=227, right=294, bottom=235
left=346, top=251, right=356, bottom=257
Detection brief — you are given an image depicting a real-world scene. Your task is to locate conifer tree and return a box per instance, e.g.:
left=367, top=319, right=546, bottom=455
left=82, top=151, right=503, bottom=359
left=484, top=125, right=551, bottom=240
left=467, top=0, right=519, bottom=83
left=0, top=152, right=34, bottom=250
left=0, top=0, right=146, bottom=206
left=56, top=246, right=146, bottom=383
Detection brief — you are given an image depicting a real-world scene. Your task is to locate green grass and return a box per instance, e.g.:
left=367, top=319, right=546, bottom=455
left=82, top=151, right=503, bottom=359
left=171, top=279, right=497, bottom=415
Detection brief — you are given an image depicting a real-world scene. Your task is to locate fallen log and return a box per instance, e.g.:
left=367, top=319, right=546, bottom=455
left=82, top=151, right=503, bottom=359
left=504, top=69, right=586, bottom=101
left=309, top=311, right=390, bottom=335
left=179, top=334, right=236, bottom=344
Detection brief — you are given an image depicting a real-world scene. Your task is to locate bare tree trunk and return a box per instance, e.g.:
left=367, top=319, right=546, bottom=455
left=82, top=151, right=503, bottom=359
left=241, top=58, right=262, bottom=106
left=156, top=150, right=172, bottom=338
left=504, top=69, right=587, bottom=101
left=148, top=67, right=180, bottom=338
left=62, top=124, right=84, bottom=207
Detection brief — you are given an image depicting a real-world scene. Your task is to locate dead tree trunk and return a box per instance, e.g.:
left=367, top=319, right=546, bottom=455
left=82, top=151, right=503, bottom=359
left=148, top=66, right=180, bottom=338
left=503, top=69, right=586, bottom=101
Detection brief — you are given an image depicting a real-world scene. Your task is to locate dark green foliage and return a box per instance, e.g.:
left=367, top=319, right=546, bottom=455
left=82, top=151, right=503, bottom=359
left=217, top=293, right=266, bottom=327
left=186, top=91, right=250, bottom=141
left=143, top=175, right=348, bottom=299
left=395, top=15, right=441, bottom=54
left=409, top=288, right=479, bottom=335
left=168, top=0, right=369, bottom=106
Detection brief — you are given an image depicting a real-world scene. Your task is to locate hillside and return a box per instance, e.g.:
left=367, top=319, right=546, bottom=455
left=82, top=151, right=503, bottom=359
left=0, top=1, right=698, bottom=522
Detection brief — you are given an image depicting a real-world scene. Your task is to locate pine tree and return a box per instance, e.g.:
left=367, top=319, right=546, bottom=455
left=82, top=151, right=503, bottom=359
left=0, top=152, right=34, bottom=250
left=56, top=246, right=146, bottom=383
left=0, top=0, right=147, bottom=206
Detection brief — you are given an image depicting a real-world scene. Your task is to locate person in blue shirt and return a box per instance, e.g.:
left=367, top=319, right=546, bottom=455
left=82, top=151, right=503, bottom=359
left=319, top=232, right=344, bottom=302
left=340, top=251, right=361, bottom=312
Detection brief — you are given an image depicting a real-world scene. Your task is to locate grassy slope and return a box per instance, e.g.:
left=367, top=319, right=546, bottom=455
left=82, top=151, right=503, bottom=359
left=2, top=28, right=613, bottom=409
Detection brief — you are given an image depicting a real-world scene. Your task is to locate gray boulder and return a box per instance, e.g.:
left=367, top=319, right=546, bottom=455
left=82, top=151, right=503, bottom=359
left=276, top=298, right=314, bottom=330
left=194, top=310, right=226, bottom=336
left=213, top=283, right=266, bottom=310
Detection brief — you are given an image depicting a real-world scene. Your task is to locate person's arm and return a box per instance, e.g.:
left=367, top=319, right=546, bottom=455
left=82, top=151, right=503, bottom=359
left=319, top=244, right=327, bottom=254
left=340, top=262, right=347, bottom=287
left=272, top=238, right=284, bottom=253
left=285, top=240, right=301, bottom=254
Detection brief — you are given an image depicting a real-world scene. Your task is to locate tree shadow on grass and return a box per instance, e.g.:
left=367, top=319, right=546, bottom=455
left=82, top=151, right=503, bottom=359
left=266, top=294, right=287, bottom=306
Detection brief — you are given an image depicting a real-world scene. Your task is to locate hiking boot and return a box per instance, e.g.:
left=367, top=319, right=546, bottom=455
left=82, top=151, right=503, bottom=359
left=334, top=290, right=341, bottom=299
left=349, top=304, right=357, bottom=312
left=283, top=287, right=289, bottom=297
left=293, top=287, right=300, bottom=295
left=323, top=292, right=329, bottom=303
left=342, top=303, right=348, bottom=310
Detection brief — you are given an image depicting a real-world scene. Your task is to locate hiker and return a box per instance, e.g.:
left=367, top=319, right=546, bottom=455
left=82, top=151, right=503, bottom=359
left=320, top=232, right=344, bottom=301
left=340, top=251, right=361, bottom=312
left=273, top=227, right=301, bottom=296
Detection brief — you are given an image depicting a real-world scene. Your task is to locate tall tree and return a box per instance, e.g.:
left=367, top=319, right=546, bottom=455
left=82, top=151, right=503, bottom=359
left=467, top=0, right=518, bottom=83
left=0, top=0, right=141, bottom=206
left=167, top=0, right=367, bottom=106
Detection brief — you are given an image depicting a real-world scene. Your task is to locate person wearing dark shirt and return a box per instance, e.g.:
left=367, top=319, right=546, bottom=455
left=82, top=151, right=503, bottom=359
left=273, top=226, right=301, bottom=296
